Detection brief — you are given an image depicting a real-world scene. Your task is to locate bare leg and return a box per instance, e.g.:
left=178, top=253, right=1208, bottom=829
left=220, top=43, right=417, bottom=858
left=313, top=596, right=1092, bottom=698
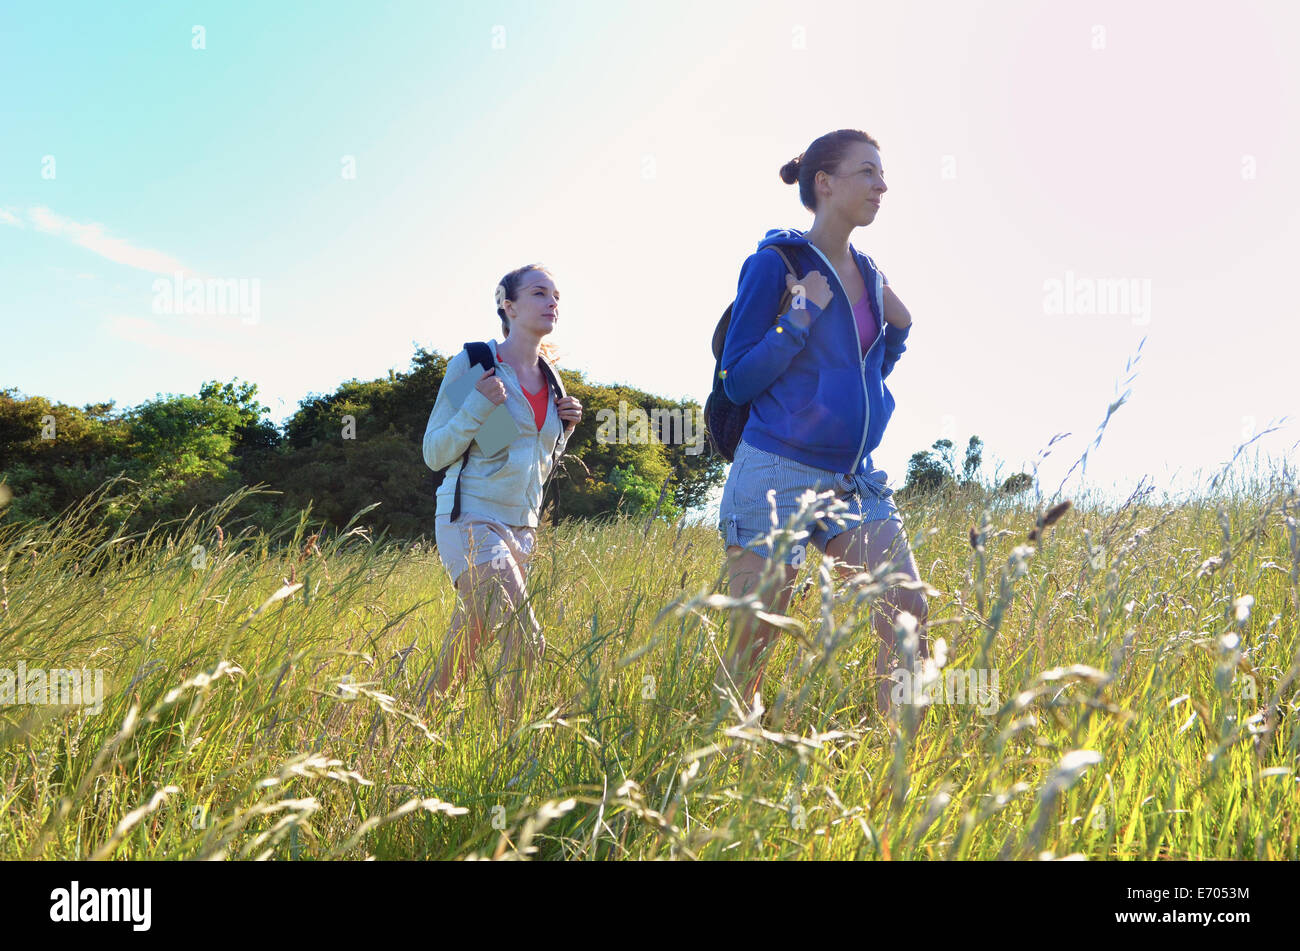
left=430, top=569, right=491, bottom=698
left=436, top=555, right=541, bottom=720
left=719, top=546, right=799, bottom=706
left=495, top=568, right=545, bottom=720
left=824, top=518, right=929, bottom=719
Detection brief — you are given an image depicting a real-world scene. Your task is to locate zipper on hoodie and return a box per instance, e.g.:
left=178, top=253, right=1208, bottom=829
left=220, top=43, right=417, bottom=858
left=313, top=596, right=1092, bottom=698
left=487, top=343, right=536, bottom=494
left=492, top=341, right=552, bottom=481
left=802, top=242, right=883, bottom=473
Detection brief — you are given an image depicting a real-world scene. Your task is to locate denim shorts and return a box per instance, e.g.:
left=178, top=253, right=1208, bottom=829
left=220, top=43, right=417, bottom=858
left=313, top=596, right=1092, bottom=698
left=718, top=439, right=902, bottom=565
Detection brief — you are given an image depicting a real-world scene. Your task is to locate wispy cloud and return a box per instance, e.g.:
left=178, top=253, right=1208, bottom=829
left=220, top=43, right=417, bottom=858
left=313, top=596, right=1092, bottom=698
left=23, top=206, right=196, bottom=277
left=0, top=208, right=22, bottom=228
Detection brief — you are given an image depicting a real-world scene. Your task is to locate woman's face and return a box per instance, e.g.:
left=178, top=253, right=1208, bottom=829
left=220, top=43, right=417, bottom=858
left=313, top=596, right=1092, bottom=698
left=505, top=271, right=560, bottom=337
left=819, top=141, right=887, bottom=226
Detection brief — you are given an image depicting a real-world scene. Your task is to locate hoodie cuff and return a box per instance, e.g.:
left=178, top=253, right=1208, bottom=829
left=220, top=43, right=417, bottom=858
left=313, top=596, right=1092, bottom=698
left=772, top=313, right=809, bottom=347
left=774, top=299, right=823, bottom=344
left=461, top=388, right=497, bottom=423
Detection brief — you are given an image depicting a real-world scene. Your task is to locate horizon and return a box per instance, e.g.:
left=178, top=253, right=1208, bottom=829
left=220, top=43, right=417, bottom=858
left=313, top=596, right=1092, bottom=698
left=4, top=353, right=1295, bottom=519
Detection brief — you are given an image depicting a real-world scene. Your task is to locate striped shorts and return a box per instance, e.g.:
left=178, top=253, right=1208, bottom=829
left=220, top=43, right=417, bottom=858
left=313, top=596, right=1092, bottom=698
left=718, top=439, right=902, bottom=565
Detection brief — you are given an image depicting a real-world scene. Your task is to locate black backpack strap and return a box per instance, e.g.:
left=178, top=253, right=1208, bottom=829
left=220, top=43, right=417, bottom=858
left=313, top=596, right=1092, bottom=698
left=463, top=340, right=495, bottom=373
left=450, top=342, right=496, bottom=522
left=538, top=356, right=568, bottom=469
left=538, top=356, right=565, bottom=401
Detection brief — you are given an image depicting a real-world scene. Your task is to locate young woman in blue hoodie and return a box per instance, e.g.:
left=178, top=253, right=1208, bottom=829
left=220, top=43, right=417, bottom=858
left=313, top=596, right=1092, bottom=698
left=717, top=129, right=930, bottom=718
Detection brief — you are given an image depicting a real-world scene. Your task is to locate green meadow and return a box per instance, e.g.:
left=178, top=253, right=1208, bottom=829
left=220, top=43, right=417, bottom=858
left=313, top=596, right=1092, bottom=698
left=1, top=462, right=1297, bottom=861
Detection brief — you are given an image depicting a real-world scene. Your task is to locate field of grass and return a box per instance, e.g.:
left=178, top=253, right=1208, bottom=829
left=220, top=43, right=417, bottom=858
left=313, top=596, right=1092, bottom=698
left=1, top=463, right=1297, bottom=861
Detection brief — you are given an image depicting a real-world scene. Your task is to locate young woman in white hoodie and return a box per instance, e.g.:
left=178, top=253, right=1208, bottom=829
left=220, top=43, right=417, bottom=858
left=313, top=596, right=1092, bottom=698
left=421, top=264, right=582, bottom=716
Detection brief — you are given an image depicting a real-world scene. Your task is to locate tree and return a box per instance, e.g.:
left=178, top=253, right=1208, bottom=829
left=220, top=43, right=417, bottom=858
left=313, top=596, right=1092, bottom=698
left=903, top=438, right=958, bottom=496
left=2, top=348, right=732, bottom=537
left=903, top=449, right=948, bottom=495
left=901, top=434, right=990, bottom=498
left=544, top=378, right=678, bottom=521
left=0, top=388, right=133, bottom=524
left=199, top=380, right=269, bottom=429
left=963, top=435, right=984, bottom=485
left=932, top=439, right=957, bottom=481
left=609, top=465, right=681, bottom=521
left=1000, top=472, right=1034, bottom=495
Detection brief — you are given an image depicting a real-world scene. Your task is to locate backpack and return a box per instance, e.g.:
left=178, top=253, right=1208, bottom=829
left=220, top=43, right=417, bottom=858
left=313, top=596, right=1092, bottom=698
left=438, top=341, right=567, bottom=521
left=704, top=246, right=802, bottom=461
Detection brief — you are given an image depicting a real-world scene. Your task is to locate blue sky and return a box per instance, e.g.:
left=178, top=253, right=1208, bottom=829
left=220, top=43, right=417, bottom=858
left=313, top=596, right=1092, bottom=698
left=3, top=0, right=1298, bottom=513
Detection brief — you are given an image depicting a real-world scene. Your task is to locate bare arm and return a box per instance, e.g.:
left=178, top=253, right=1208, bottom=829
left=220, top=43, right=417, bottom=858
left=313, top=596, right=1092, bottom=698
left=880, top=282, right=912, bottom=379
left=882, top=284, right=912, bottom=329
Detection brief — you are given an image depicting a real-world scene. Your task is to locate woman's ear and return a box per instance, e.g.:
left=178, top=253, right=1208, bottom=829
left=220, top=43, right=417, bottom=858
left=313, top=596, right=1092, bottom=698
left=815, top=169, right=831, bottom=200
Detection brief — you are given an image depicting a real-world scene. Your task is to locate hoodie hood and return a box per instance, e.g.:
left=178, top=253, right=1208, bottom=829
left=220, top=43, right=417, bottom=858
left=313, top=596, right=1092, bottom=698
left=757, top=227, right=812, bottom=251
left=758, top=228, right=876, bottom=265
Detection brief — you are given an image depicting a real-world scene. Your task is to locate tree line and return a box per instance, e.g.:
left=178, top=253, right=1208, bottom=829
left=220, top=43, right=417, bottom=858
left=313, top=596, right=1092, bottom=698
left=2, top=346, right=1033, bottom=538
left=0, top=345, right=725, bottom=539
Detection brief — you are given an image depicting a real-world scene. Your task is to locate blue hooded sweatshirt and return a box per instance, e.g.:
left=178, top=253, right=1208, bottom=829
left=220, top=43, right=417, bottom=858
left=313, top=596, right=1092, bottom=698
left=720, top=228, right=911, bottom=476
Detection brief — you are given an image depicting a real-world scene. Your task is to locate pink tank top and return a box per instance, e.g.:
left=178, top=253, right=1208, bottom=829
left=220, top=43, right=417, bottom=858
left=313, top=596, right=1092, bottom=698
left=852, top=292, right=877, bottom=356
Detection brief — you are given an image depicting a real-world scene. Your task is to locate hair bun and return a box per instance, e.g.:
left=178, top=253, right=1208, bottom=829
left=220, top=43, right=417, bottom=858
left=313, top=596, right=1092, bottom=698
left=779, top=156, right=801, bottom=185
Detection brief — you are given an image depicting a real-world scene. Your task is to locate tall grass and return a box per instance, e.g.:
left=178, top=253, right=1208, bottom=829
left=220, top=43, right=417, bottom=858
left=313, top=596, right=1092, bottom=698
left=1, top=453, right=1297, bottom=860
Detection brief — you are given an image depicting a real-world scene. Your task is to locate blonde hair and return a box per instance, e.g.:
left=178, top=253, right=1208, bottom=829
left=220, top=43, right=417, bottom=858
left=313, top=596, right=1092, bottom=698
left=496, top=264, right=560, bottom=365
